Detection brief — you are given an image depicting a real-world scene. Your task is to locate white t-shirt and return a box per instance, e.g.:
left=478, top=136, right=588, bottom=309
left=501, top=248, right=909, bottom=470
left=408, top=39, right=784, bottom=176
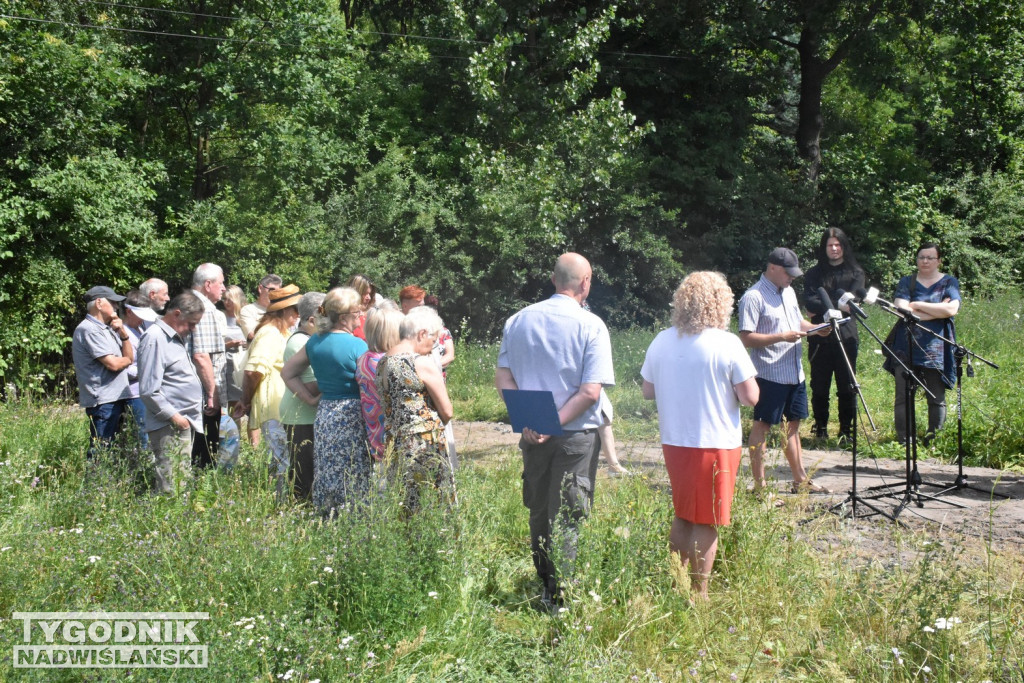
left=640, top=327, right=756, bottom=449
left=238, top=303, right=266, bottom=339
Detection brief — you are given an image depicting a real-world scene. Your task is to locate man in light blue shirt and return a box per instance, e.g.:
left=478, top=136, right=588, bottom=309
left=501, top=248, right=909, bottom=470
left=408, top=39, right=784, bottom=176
left=496, top=253, right=614, bottom=609
left=139, top=291, right=205, bottom=494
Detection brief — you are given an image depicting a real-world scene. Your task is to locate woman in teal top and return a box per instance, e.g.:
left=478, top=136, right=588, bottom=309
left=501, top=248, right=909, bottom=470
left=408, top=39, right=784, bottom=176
left=282, top=287, right=369, bottom=516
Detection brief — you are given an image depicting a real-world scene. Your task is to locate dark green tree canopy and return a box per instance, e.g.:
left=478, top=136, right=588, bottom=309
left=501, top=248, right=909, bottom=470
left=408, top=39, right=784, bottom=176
left=1, top=0, right=1022, bottom=388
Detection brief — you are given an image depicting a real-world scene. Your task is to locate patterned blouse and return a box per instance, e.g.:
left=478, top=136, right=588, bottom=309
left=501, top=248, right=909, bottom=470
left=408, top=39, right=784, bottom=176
left=375, top=353, right=445, bottom=438
left=355, top=351, right=386, bottom=459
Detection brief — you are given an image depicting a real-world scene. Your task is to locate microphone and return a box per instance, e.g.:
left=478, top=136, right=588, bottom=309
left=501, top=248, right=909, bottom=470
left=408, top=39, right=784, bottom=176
left=836, top=289, right=867, bottom=320
left=817, top=287, right=844, bottom=323
left=859, top=287, right=921, bottom=322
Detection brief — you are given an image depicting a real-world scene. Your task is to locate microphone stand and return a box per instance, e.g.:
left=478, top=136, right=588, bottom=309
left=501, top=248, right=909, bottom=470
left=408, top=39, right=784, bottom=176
left=902, top=333, right=1006, bottom=499
left=862, top=306, right=965, bottom=517
left=821, top=312, right=899, bottom=523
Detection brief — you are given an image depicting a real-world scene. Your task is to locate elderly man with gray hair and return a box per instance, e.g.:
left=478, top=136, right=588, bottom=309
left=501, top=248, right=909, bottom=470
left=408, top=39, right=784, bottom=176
left=190, top=263, right=227, bottom=469
left=495, top=252, right=615, bottom=610
left=138, top=291, right=206, bottom=493
left=72, top=285, right=135, bottom=458
left=140, top=278, right=170, bottom=313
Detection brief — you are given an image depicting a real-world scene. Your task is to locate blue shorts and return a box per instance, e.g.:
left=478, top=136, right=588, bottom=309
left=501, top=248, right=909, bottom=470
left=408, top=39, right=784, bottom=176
left=753, top=379, right=808, bottom=425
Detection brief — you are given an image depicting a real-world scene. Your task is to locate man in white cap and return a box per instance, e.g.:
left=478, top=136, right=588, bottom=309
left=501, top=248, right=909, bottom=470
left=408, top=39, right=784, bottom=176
left=71, top=285, right=134, bottom=458
left=739, top=247, right=829, bottom=495
left=122, top=289, right=159, bottom=451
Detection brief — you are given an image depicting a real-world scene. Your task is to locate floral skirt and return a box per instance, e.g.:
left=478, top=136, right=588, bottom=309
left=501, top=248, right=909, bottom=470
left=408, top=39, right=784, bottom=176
left=385, top=427, right=456, bottom=515
left=313, top=398, right=371, bottom=515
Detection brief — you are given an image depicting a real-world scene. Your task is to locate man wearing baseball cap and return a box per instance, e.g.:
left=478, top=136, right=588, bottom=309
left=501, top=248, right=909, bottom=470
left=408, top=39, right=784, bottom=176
left=71, top=285, right=135, bottom=458
left=738, top=248, right=831, bottom=496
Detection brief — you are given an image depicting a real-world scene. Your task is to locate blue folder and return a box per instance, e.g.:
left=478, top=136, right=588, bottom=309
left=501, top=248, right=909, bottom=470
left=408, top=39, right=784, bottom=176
left=501, top=389, right=564, bottom=436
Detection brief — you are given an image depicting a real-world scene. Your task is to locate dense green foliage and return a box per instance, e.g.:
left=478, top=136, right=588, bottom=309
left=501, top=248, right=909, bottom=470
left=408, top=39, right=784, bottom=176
left=0, top=401, right=1021, bottom=680
left=2, top=0, right=1024, bottom=388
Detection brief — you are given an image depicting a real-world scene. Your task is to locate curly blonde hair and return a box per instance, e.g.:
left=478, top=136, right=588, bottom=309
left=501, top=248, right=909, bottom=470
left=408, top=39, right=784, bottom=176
left=671, top=271, right=734, bottom=335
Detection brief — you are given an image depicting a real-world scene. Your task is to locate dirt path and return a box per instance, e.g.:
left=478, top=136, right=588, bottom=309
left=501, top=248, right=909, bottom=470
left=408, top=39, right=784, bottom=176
left=452, top=421, right=1024, bottom=555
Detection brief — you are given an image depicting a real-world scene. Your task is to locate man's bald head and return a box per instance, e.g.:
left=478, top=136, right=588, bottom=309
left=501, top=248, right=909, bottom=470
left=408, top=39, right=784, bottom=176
left=552, top=252, right=592, bottom=299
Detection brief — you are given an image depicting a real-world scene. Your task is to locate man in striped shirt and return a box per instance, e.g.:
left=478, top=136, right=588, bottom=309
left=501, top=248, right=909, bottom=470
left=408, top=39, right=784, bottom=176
left=739, top=248, right=830, bottom=494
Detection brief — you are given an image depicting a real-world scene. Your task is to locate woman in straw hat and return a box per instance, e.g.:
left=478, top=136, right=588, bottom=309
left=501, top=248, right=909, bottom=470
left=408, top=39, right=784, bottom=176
left=233, top=284, right=302, bottom=498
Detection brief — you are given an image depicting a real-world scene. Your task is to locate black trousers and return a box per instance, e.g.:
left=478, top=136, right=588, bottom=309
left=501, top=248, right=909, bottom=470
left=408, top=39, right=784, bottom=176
left=191, top=411, right=220, bottom=470
left=808, top=337, right=858, bottom=435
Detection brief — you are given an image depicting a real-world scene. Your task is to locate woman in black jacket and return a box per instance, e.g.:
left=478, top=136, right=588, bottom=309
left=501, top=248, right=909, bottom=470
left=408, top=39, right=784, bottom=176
left=803, top=228, right=865, bottom=442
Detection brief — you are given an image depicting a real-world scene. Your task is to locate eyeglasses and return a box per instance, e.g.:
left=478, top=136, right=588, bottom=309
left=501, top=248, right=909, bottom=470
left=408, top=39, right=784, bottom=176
left=917, top=255, right=939, bottom=261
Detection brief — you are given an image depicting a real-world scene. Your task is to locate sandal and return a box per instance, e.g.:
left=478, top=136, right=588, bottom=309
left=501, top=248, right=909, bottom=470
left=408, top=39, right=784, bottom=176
left=790, top=480, right=833, bottom=495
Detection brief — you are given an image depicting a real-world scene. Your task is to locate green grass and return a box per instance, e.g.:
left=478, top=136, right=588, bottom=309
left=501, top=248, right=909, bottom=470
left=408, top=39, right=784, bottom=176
left=451, top=292, right=1024, bottom=470
left=1, top=293, right=1023, bottom=680
left=0, top=402, right=1022, bottom=681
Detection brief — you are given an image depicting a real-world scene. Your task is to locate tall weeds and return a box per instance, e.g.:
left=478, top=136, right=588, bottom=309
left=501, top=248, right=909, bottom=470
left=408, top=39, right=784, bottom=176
left=0, top=401, right=1021, bottom=680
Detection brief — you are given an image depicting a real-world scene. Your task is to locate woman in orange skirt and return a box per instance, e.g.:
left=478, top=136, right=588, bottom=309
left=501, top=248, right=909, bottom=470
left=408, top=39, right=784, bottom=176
left=640, top=272, right=760, bottom=600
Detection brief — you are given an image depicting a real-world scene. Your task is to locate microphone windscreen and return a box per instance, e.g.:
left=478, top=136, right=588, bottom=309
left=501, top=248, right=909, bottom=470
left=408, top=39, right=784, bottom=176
left=816, top=287, right=835, bottom=311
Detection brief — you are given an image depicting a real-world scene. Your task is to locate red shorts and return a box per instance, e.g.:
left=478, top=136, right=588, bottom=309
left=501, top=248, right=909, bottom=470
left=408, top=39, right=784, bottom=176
left=662, top=445, right=742, bottom=526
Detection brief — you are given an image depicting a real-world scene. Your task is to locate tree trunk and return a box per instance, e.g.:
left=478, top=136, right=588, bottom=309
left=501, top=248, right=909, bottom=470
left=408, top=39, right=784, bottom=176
left=795, top=27, right=827, bottom=182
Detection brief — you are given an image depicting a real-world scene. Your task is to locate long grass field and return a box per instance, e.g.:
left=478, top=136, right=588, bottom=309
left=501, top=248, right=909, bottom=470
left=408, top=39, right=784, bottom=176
left=0, top=294, right=1022, bottom=680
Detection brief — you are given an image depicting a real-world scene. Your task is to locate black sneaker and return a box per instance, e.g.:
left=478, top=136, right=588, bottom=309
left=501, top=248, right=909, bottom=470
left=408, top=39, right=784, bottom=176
left=813, top=426, right=828, bottom=440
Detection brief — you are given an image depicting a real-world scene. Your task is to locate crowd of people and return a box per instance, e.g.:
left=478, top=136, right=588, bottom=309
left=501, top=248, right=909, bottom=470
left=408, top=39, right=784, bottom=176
left=71, top=236, right=960, bottom=604
left=70, top=265, right=461, bottom=516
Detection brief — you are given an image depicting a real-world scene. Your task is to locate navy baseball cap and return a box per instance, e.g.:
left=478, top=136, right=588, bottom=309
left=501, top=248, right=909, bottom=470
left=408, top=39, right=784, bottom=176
left=767, top=247, right=803, bottom=277
left=83, top=286, right=126, bottom=303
